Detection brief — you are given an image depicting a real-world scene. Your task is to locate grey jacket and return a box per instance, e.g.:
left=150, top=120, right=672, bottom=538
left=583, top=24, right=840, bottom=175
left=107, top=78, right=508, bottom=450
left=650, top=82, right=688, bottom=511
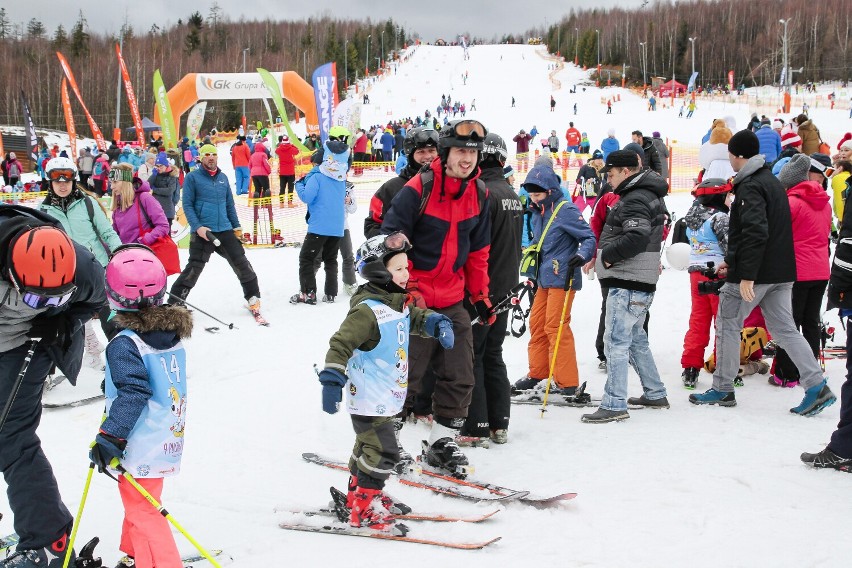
left=595, top=170, right=670, bottom=292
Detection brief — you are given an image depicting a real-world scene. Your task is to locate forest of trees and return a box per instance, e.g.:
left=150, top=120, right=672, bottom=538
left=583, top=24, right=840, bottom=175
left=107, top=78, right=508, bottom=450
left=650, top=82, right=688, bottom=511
left=537, top=0, right=850, bottom=88
left=0, top=0, right=849, bottom=135
left=0, top=5, right=408, bottom=132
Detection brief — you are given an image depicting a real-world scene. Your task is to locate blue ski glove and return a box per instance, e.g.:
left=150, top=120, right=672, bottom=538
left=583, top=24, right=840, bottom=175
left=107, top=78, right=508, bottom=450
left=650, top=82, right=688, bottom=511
left=89, top=431, right=127, bottom=473
left=318, top=368, right=347, bottom=414
left=425, top=313, right=455, bottom=349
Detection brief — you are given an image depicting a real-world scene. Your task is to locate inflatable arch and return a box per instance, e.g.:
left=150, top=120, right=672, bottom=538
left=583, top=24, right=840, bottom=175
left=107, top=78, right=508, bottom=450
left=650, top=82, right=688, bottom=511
left=153, top=71, right=319, bottom=136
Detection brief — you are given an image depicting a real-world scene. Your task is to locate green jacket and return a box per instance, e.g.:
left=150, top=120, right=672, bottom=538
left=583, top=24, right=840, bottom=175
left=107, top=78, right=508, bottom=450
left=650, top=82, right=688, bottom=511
left=324, top=283, right=434, bottom=373
left=38, top=192, right=123, bottom=267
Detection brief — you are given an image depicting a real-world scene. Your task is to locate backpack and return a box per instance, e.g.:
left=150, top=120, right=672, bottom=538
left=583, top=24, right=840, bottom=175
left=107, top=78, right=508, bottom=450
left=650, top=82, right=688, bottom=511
left=93, top=160, right=105, bottom=176
left=184, top=149, right=193, bottom=163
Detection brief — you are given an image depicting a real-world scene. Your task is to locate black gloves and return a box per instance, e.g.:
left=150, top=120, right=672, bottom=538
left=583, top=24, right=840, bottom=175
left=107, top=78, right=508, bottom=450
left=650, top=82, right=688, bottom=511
left=89, top=432, right=127, bottom=473
left=566, top=254, right=586, bottom=271
left=27, top=315, right=70, bottom=347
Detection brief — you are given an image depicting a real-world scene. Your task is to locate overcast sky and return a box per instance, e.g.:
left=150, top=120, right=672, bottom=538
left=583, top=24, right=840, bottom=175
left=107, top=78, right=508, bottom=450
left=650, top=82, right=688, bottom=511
left=6, top=0, right=649, bottom=42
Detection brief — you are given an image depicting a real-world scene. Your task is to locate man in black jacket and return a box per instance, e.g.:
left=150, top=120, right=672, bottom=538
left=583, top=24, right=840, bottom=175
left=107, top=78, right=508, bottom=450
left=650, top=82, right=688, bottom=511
left=631, top=130, right=663, bottom=175
left=0, top=205, right=105, bottom=567
left=458, top=133, right=523, bottom=446
left=690, top=130, right=836, bottom=414
left=364, top=127, right=439, bottom=238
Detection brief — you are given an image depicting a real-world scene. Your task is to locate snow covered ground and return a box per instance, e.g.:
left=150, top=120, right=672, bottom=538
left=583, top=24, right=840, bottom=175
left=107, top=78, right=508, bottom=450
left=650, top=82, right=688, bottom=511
left=3, top=44, right=852, bottom=567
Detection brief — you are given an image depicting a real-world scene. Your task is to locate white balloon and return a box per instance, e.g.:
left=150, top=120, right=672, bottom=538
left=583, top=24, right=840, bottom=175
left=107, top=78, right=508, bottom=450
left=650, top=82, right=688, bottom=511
left=665, top=242, right=692, bottom=271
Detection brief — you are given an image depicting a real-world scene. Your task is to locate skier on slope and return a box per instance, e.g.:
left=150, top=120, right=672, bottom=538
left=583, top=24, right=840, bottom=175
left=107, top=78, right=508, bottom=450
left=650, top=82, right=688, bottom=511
left=0, top=207, right=105, bottom=568
left=90, top=245, right=194, bottom=568
left=317, top=233, right=453, bottom=534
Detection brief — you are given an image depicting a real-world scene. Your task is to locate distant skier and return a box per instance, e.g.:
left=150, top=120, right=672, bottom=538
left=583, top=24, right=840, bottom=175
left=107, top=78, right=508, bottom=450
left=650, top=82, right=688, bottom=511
left=550, top=95, right=556, bottom=112
left=511, top=96, right=516, bottom=108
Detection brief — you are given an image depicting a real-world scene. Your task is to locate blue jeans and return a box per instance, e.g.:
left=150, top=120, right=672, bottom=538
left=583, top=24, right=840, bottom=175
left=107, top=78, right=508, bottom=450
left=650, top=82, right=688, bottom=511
left=601, top=288, right=667, bottom=411
left=235, top=166, right=250, bottom=194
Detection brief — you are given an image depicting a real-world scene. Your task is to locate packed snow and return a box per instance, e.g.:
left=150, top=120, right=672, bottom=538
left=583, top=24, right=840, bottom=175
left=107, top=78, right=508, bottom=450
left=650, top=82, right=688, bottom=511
left=3, top=44, right=852, bottom=567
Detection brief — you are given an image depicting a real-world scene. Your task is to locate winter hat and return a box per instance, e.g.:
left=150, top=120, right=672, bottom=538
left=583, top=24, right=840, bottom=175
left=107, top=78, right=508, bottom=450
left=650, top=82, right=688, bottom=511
left=199, top=144, right=218, bottom=155
left=607, top=128, right=616, bottom=137
left=839, top=133, right=852, bottom=151
left=600, top=149, right=641, bottom=173
left=155, top=153, right=170, bottom=167
left=591, top=149, right=604, bottom=160
left=777, top=153, right=810, bottom=189
left=728, top=130, right=760, bottom=159
left=534, top=155, right=554, bottom=168
left=652, top=131, right=660, bottom=138
left=709, top=119, right=733, bottom=145
left=780, top=132, right=802, bottom=149
left=280, top=135, right=290, bottom=143
left=503, top=165, right=515, bottom=179
left=772, top=118, right=784, bottom=130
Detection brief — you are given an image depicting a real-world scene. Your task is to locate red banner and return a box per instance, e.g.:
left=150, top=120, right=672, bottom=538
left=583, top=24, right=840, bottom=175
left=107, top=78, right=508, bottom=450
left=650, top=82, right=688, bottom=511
left=56, top=51, right=107, bottom=151
left=115, top=44, right=145, bottom=147
left=61, top=78, right=77, bottom=159
left=728, top=70, right=735, bottom=92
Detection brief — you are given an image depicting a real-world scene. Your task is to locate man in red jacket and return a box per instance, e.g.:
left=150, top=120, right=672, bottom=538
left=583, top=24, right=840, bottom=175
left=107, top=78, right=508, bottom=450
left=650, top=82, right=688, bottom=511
left=565, top=122, right=582, bottom=152
left=275, top=135, right=300, bottom=207
left=382, top=119, right=493, bottom=476
left=230, top=136, right=252, bottom=195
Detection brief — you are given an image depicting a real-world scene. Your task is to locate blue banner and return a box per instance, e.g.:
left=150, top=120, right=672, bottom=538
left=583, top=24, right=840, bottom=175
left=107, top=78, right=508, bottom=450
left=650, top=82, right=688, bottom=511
left=687, top=71, right=699, bottom=92
left=311, top=62, right=338, bottom=145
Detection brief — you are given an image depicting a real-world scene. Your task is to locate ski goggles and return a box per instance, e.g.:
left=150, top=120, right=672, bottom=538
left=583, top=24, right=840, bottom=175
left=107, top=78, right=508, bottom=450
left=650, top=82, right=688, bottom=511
left=809, top=158, right=835, bottom=178
left=452, top=120, right=486, bottom=140
left=383, top=232, right=412, bottom=254
left=19, top=284, right=77, bottom=310
left=47, top=169, right=76, bottom=182
left=412, top=129, right=439, bottom=148
left=108, top=168, right=134, bottom=182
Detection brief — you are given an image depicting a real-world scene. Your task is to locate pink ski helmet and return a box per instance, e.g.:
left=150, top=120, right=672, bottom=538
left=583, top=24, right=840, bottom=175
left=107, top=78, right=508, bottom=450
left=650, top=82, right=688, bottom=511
left=105, top=244, right=167, bottom=311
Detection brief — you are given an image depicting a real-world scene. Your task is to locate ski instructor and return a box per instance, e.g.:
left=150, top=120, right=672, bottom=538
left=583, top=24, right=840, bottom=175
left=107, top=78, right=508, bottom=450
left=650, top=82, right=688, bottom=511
left=382, top=119, right=493, bottom=476
left=0, top=205, right=106, bottom=567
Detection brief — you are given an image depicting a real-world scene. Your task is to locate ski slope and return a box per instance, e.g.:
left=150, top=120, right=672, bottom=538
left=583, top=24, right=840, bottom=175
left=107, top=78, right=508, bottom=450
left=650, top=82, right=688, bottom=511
left=4, top=44, right=852, bottom=568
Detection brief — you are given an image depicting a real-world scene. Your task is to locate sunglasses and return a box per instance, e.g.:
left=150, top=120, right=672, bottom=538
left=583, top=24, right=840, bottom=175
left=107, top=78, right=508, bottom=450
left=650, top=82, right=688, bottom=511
left=20, top=284, right=76, bottom=310
left=47, top=169, right=76, bottom=182
left=453, top=120, right=486, bottom=139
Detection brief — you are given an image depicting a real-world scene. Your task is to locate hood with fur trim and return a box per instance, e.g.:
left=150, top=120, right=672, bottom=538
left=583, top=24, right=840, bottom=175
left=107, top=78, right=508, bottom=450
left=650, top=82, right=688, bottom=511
left=112, top=305, right=194, bottom=339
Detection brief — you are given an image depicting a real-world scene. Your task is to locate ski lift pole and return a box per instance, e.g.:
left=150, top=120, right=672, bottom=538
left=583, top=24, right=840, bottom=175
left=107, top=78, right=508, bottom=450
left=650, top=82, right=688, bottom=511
left=110, top=459, right=222, bottom=568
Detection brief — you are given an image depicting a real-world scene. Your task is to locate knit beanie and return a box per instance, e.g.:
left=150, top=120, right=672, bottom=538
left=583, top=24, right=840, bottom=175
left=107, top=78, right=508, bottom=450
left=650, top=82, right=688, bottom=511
left=781, top=132, right=802, bottom=149
left=728, top=130, right=760, bottom=159
left=777, top=153, right=810, bottom=190
left=839, top=133, right=852, bottom=151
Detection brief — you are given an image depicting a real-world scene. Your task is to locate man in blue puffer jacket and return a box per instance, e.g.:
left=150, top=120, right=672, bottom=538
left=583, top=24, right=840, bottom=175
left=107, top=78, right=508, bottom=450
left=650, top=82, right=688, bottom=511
left=168, top=144, right=261, bottom=312
left=755, top=122, right=782, bottom=163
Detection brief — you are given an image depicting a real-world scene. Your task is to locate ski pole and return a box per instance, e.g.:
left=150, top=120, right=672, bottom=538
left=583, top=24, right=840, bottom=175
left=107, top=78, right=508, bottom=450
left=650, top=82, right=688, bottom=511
left=62, top=462, right=96, bottom=568
left=110, top=459, right=222, bottom=568
left=0, top=339, right=39, bottom=435
left=166, top=292, right=236, bottom=330
left=540, top=275, right=574, bottom=418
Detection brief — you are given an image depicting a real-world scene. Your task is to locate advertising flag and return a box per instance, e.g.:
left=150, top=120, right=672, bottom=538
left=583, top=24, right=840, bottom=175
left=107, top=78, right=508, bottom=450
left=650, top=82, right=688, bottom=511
left=153, top=69, right=177, bottom=149
left=61, top=79, right=77, bottom=159
left=20, top=90, right=39, bottom=168
left=56, top=51, right=107, bottom=150
left=687, top=71, right=699, bottom=92
left=256, top=67, right=309, bottom=152
left=728, top=70, right=735, bottom=91
left=332, top=97, right=361, bottom=144
left=311, top=62, right=338, bottom=145
left=115, top=44, right=145, bottom=147
left=185, top=101, right=207, bottom=141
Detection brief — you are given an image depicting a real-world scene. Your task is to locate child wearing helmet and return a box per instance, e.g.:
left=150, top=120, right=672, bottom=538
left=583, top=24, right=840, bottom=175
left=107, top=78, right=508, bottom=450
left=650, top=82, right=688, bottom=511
left=317, top=232, right=454, bottom=535
left=91, top=244, right=193, bottom=568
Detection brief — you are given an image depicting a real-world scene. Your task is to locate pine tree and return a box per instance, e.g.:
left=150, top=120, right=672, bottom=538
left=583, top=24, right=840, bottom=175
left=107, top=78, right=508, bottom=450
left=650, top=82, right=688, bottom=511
left=0, top=8, right=11, bottom=39
left=52, top=24, right=68, bottom=50
left=69, top=10, right=90, bottom=57
left=185, top=11, right=203, bottom=54
left=27, top=18, right=45, bottom=40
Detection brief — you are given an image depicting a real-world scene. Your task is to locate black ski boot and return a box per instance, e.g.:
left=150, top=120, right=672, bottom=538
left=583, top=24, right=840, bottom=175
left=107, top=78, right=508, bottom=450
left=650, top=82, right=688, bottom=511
left=421, top=437, right=472, bottom=479
left=682, top=367, right=700, bottom=390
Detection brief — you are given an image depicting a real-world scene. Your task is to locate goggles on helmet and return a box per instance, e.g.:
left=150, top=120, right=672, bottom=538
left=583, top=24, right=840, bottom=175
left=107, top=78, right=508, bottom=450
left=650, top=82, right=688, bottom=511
left=809, top=158, right=835, bottom=179
left=453, top=120, right=486, bottom=140
left=10, top=275, right=77, bottom=310
left=47, top=169, right=76, bottom=182
left=383, top=232, right=411, bottom=253
left=413, top=129, right=439, bottom=148
left=108, top=168, right=134, bottom=182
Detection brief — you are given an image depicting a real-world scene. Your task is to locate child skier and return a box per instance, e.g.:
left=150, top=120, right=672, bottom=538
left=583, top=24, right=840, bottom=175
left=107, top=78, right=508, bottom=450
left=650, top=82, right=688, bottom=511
left=89, top=244, right=193, bottom=568
left=317, top=232, right=454, bottom=534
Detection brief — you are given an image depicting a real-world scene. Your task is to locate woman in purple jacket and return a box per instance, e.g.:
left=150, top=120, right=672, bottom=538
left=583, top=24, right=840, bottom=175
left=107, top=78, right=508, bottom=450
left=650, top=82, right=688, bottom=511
left=109, top=163, right=170, bottom=245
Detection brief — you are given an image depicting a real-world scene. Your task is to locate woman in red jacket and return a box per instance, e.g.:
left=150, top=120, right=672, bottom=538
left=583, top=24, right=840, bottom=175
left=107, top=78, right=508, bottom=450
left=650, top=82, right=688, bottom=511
left=249, top=142, right=271, bottom=198
left=771, top=153, right=832, bottom=387
left=275, top=135, right=300, bottom=207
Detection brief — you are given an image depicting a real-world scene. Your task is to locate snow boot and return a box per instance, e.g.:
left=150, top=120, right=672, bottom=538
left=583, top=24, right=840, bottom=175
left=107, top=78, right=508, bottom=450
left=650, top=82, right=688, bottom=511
left=800, top=448, right=852, bottom=471
left=580, top=408, right=630, bottom=423
left=455, top=434, right=490, bottom=448
left=321, top=295, right=335, bottom=303
left=0, top=534, right=78, bottom=568
left=511, top=375, right=542, bottom=394
left=689, top=388, right=736, bottom=407
left=422, top=429, right=471, bottom=478
left=489, top=429, right=509, bottom=444
left=597, top=360, right=607, bottom=372
left=681, top=367, right=700, bottom=390
left=790, top=379, right=836, bottom=416
left=626, top=394, right=670, bottom=409
left=768, top=375, right=799, bottom=388
left=344, top=283, right=358, bottom=296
